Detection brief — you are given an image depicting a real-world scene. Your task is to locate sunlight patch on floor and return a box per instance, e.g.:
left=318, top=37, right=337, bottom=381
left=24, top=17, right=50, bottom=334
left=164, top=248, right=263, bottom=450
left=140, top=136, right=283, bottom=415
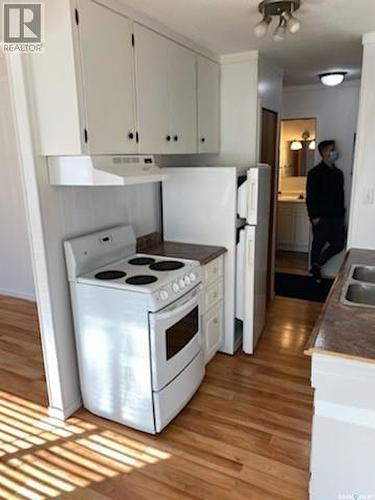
left=0, top=391, right=171, bottom=499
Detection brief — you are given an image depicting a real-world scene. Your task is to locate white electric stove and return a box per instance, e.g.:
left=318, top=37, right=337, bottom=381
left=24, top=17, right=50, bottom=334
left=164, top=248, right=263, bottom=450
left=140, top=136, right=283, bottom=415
left=64, top=225, right=205, bottom=434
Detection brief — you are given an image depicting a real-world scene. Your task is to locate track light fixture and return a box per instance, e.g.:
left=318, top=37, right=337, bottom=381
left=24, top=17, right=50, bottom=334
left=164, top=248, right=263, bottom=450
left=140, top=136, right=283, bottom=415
left=253, top=0, right=302, bottom=41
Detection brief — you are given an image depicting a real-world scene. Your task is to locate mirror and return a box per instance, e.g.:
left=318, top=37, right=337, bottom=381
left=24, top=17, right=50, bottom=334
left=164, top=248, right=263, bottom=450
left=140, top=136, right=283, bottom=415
left=280, top=118, right=317, bottom=178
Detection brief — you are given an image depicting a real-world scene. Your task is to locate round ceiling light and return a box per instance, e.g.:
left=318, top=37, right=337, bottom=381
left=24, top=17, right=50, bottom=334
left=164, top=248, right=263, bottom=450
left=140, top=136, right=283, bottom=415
left=319, top=72, right=347, bottom=87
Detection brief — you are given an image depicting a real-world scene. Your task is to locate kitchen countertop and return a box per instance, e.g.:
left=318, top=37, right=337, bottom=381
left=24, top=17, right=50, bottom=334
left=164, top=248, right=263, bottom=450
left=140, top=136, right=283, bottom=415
left=144, top=241, right=227, bottom=266
left=305, top=248, right=375, bottom=363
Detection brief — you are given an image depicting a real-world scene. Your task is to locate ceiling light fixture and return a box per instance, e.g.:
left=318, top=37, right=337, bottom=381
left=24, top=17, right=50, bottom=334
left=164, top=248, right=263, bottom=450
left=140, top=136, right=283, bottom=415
left=253, top=0, right=301, bottom=41
left=319, top=72, right=347, bottom=87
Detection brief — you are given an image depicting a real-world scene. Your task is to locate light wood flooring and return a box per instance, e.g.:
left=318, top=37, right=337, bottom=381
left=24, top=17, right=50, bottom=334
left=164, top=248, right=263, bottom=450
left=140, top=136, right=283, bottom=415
left=275, top=251, right=310, bottom=276
left=0, top=294, right=322, bottom=499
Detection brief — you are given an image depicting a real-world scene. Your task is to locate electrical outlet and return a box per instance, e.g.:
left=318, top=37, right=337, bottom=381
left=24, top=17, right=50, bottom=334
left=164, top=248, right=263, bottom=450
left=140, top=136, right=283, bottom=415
left=363, top=188, right=375, bottom=205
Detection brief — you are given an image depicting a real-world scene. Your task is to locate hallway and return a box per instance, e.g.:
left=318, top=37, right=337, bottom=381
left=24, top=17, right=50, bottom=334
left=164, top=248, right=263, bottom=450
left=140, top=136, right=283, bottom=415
left=0, top=295, right=322, bottom=499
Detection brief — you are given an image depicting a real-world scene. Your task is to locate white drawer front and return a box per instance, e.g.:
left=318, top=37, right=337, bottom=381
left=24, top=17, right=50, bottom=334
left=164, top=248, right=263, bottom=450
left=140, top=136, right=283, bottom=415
left=204, top=279, right=223, bottom=313
left=203, top=301, right=224, bottom=364
left=204, top=256, right=224, bottom=285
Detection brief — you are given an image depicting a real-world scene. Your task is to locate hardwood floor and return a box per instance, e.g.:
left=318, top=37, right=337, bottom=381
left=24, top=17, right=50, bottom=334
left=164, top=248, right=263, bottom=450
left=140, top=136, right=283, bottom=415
left=0, top=294, right=322, bottom=499
left=275, top=251, right=309, bottom=276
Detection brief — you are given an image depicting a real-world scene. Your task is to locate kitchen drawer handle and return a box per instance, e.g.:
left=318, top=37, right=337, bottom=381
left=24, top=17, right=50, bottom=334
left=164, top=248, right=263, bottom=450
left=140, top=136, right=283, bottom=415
left=213, top=318, right=219, bottom=325
left=166, top=135, right=171, bottom=142
left=174, top=135, right=178, bottom=142
left=201, top=137, right=206, bottom=143
left=128, top=132, right=134, bottom=140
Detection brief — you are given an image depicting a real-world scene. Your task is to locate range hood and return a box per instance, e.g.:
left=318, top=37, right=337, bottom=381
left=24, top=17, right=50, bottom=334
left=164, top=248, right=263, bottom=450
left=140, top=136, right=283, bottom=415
left=48, top=155, right=167, bottom=186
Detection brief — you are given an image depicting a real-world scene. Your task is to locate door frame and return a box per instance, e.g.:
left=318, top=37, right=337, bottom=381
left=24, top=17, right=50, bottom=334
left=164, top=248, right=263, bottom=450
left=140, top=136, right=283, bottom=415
left=260, top=107, right=279, bottom=302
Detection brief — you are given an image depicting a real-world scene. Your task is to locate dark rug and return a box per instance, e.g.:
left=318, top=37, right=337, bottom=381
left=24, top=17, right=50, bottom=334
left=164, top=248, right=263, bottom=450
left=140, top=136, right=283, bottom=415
left=275, top=272, right=334, bottom=303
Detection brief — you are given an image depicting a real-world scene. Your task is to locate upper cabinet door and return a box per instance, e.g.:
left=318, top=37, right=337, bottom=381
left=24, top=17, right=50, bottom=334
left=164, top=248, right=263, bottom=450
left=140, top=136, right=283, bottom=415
left=78, top=0, right=137, bottom=154
left=197, top=56, right=220, bottom=153
left=168, top=42, right=197, bottom=154
left=134, top=24, right=170, bottom=154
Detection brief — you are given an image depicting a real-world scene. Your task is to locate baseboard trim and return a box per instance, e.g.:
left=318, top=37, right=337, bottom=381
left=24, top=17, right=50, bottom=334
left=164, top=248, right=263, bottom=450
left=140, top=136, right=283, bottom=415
left=0, top=288, right=36, bottom=302
left=48, top=398, right=82, bottom=421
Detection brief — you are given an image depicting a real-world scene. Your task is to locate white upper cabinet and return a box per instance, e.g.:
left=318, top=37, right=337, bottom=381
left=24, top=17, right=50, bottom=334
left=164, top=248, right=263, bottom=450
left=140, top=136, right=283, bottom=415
left=134, top=23, right=197, bottom=154
left=167, top=41, right=197, bottom=154
left=197, top=56, right=220, bottom=153
left=134, top=24, right=169, bottom=154
left=30, top=1, right=220, bottom=157
left=78, top=0, right=137, bottom=154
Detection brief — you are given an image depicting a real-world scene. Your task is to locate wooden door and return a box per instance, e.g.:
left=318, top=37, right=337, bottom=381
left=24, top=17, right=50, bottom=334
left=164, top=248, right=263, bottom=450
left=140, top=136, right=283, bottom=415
left=260, top=108, right=278, bottom=300
left=197, top=56, right=220, bottom=153
left=134, top=23, right=170, bottom=154
left=78, top=0, right=137, bottom=154
left=168, top=41, right=197, bottom=154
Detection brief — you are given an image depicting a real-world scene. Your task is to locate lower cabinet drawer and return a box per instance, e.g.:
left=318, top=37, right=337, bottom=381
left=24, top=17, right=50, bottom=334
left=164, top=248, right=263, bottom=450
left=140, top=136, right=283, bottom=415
left=204, top=256, right=224, bottom=286
left=202, top=301, right=224, bottom=364
left=204, top=279, right=223, bottom=313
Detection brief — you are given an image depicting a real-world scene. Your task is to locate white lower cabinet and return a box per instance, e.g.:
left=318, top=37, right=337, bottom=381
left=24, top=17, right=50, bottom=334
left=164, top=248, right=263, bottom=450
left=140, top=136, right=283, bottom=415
left=201, top=256, right=224, bottom=364
left=277, top=202, right=310, bottom=252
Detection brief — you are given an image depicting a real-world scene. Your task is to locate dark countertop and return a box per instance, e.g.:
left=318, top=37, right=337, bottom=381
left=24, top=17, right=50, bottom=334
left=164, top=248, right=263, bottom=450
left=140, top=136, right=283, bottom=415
left=143, top=241, right=227, bottom=266
left=305, top=248, right=375, bottom=363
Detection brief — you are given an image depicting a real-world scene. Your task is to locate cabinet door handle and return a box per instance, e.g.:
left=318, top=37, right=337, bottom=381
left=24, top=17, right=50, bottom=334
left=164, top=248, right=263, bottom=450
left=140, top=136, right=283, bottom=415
left=166, top=135, right=171, bottom=142
left=213, top=318, right=219, bottom=325
left=128, top=132, right=134, bottom=140
left=174, top=135, right=178, bottom=142
left=201, top=137, right=205, bottom=143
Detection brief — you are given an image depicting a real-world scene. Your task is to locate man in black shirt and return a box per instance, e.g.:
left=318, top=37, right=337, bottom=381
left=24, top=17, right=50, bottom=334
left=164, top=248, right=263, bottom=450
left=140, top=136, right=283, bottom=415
left=306, top=140, right=346, bottom=281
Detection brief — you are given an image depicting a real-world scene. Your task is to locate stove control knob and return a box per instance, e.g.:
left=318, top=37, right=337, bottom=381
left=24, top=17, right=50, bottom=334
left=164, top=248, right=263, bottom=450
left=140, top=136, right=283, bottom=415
left=172, top=282, right=180, bottom=293
left=184, top=275, right=191, bottom=285
left=160, top=290, right=169, bottom=301
left=179, top=279, right=186, bottom=289
left=190, top=272, right=196, bottom=282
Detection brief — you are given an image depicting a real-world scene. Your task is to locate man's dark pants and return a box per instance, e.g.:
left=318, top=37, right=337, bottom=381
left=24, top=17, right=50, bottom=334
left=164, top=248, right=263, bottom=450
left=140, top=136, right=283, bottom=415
left=311, top=217, right=346, bottom=268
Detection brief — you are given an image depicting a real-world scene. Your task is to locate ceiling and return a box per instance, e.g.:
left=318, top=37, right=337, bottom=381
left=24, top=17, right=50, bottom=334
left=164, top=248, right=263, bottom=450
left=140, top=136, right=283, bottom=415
left=120, top=0, right=375, bottom=85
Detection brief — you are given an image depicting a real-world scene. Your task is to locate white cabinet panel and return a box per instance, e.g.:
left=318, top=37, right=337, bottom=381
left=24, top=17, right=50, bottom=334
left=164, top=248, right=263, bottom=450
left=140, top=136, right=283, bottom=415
left=134, top=23, right=197, bottom=154
left=197, top=56, right=220, bottom=153
left=78, top=0, right=137, bottom=154
left=134, top=24, right=169, bottom=154
left=168, top=42, right=197, bottom=153
left=203, top=301, right=224, bottom=364
left=277, top=206, right=295, bottom=248
left=295, top=212, right=310, bottom=251
left=277, top=202, right=310, bottom=252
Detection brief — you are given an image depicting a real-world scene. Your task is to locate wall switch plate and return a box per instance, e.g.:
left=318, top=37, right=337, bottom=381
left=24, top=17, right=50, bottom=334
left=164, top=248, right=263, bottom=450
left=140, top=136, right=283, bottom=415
left=363, top=188, right=375, bottom=205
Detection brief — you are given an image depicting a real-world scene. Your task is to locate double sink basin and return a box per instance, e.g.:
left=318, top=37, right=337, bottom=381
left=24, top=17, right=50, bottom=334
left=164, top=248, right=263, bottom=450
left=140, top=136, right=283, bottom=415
left=341, top=265, right=375, bottom=308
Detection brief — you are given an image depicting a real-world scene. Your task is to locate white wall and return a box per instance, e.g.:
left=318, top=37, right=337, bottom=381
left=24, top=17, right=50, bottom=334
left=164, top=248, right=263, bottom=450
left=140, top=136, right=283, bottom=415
left=282, top=80, right=361, bottom=275
left=349, top=34, right=375, bottom=250
left=0, top=71, right=34, bottom=300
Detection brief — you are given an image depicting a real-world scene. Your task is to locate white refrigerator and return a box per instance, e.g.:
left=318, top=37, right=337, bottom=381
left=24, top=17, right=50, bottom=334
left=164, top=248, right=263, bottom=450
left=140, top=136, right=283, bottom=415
left=162, top=165, right=271, bottom=355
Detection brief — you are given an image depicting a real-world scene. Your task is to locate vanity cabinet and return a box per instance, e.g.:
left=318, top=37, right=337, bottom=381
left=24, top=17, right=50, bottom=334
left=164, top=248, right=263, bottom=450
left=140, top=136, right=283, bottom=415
left=31, top=0, right=219, bottom=157
left=277, top=202, right=310, bottom=252
left=201, top=256, right=224, bottom=364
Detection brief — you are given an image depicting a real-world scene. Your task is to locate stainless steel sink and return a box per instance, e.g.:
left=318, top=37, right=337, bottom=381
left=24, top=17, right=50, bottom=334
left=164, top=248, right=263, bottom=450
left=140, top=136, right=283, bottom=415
left=345, top=284, right=375, bottom=308
left=352, top=265, right=375, bottom=284
left=341, top=265, right=375, bottom=308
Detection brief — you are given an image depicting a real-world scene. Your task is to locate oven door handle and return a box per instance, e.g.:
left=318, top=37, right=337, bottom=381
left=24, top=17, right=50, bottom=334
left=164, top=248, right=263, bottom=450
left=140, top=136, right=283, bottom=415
left=150, top=285, right=202, bottom=323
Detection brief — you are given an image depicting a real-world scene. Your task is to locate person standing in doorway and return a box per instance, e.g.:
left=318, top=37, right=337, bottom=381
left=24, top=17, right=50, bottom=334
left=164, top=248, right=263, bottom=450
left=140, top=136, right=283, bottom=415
left=306, top=140, right=346, bottom=282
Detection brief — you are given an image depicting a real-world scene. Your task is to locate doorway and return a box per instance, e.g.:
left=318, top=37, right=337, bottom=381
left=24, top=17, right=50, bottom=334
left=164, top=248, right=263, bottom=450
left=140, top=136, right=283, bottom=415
left=276, top=118, right=317, bottom=276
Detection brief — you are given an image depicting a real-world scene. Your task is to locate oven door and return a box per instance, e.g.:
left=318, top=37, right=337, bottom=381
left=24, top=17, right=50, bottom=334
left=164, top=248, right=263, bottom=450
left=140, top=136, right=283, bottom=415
left=149, top=285, right=203, bottom=392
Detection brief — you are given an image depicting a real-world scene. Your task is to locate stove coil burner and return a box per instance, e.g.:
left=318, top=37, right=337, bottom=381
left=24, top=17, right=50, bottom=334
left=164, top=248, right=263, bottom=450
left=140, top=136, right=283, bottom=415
left=149, top=261, right=185, bottom=271
left=95, top=270, right=126, bottom=280
left=126, top=275, right=158, bottom=285
left=128, top=257, right=156, bottom=266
